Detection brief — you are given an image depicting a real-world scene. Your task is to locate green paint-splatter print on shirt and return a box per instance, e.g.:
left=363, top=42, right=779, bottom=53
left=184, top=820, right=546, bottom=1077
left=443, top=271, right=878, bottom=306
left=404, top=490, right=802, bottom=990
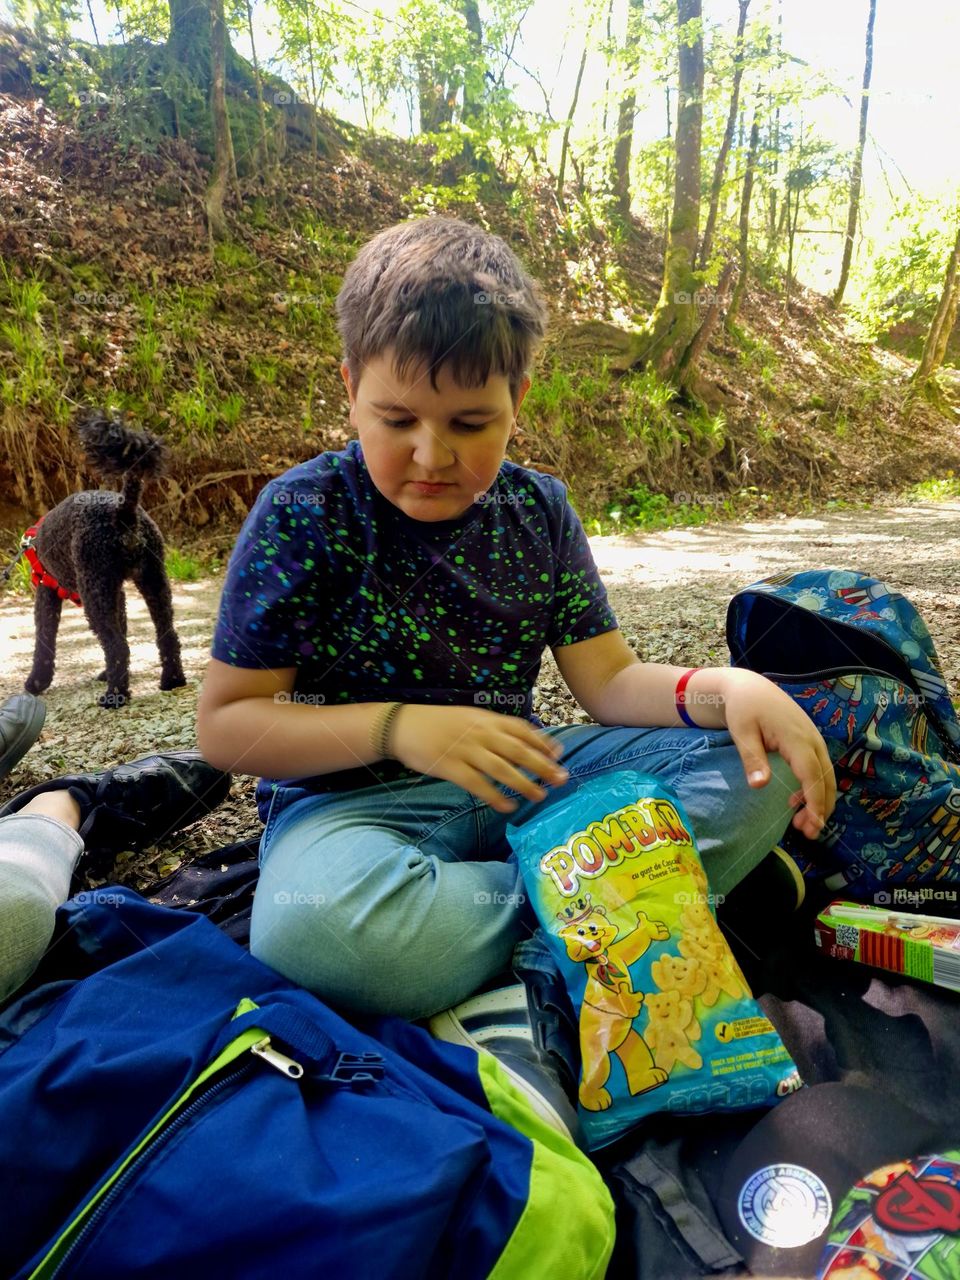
left=211, top=438, right=619, bottom=818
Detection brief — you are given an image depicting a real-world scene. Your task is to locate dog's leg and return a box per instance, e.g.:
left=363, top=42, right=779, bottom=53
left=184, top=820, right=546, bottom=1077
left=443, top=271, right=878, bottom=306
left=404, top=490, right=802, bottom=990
left=79, top=573, right=130, bottom=709
left=96, top=595, right=126, bottom=682
left=133, top=559, right=186, bottom=691
left=25, top=587, right=63, bottom=694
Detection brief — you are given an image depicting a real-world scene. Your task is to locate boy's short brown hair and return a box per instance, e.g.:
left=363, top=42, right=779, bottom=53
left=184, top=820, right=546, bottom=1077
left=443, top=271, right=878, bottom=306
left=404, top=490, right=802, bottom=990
left=335, top=216, right=548, bottom=405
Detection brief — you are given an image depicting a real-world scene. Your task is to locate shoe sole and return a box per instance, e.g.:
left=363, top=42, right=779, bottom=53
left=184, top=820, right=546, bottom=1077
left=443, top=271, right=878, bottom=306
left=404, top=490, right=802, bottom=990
left=429, top=1006, right=578, bottom=1146
left=772, top=844, right=806, bottom=908
left=0, top=697, right=46, bottom=778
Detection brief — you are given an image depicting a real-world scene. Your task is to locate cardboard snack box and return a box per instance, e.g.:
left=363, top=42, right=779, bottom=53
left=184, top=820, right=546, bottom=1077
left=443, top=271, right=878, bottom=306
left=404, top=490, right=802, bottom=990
left=814, top=900, right=960, bottom=993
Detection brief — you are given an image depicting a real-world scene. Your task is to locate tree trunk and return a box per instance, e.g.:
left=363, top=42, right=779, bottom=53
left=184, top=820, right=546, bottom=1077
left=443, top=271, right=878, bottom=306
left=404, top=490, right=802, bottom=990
left=698, top=0, right=750, bottom=270
left=726, top=92, right=762, bottom=326
left=625, top=0, right=704, bottom=380
left=785, top=173, right=802, bottom=312
left=557, top=33, right=591, bottom=203
left=912, top=217, right=960, bottom=389
left=610, top=0, right=644, bottom=216
left=602, top=0, right=615, bottom=133
left=833, top=0, right=877, bottom=306
left=766, top=0, right=783, bottom=256
left=678, top=257, right=737, bottom=388
left=244, top=0, right=270, bottom=171
left=460, top=0, right=483, bottom=120
left=663, top=84, right=672, bottom=243
left=203, top=0, right=233, bottom=243
left=418, top=61, right=455, bottom=133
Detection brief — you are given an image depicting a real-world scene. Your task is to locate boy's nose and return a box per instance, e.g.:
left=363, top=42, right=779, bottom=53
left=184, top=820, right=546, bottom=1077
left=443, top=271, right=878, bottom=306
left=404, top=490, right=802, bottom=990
left=412, top=429, right=457, bottom=469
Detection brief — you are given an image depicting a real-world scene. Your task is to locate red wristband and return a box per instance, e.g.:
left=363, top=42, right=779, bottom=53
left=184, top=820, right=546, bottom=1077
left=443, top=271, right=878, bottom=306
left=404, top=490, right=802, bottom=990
left=675, top=668, right=703, bottom=728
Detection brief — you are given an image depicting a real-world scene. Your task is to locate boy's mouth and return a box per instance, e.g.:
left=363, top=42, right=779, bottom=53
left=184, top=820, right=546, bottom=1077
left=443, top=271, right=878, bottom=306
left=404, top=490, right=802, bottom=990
left=410, top=481, right=454, bottom=493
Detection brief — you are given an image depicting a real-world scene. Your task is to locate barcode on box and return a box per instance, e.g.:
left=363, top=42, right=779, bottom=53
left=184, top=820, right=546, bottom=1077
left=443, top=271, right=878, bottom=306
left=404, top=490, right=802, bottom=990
left=933, top=951, right=960, bottom=993
left=836, top=924, right=859, bottom=950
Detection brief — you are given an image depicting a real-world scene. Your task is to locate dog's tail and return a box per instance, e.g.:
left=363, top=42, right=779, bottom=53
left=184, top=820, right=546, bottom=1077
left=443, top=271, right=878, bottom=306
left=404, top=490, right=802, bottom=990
left=76, top=408, right=168, bottom=527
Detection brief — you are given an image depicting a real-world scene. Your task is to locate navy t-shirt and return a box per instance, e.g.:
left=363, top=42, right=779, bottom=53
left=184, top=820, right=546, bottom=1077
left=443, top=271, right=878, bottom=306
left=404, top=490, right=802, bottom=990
left=211, top=438, right=619, bottom=819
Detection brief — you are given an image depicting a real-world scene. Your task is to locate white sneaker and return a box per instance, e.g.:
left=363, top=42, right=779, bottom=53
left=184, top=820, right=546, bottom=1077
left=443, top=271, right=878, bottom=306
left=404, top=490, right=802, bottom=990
left=429, top=984, right=583, bottom=1147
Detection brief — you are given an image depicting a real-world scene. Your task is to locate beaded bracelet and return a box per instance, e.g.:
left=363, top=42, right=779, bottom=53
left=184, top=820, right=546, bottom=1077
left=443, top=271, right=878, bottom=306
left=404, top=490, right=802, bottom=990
left=675, top=668, right=703, bottom=728
left=370, top=701, right=404, bottom=760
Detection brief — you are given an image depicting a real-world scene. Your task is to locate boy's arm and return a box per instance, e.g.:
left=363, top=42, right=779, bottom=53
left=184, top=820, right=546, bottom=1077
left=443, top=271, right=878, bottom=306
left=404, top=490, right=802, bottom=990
left=196, top=659, right=394, bottom=778
left=551, top=631, right=836, bottom=839
left=551, top=631, right=727, bottom=729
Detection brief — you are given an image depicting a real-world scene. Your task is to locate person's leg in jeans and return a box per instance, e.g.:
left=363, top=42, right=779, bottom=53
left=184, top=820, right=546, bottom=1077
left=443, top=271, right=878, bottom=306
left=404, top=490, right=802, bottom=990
left=250, top=777, right=531, bottom=1021
left=250, top=723, right=799, bottom=1021
left=0, top=793, right=83, bottom=1003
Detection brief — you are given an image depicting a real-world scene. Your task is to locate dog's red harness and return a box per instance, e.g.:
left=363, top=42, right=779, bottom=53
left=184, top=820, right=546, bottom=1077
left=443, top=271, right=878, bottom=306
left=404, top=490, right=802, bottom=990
left=21, top=516, right=83, bottom=606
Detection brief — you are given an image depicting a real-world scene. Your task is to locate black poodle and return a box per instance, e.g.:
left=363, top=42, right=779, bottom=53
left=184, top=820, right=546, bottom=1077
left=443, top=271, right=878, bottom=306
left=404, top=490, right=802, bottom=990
left=23, top=408, right=186, bottom=708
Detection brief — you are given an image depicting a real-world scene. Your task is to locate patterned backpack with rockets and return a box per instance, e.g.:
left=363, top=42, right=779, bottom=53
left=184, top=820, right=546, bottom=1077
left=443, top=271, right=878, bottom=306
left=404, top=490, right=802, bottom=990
left=726, top=570, right=960, bottom=902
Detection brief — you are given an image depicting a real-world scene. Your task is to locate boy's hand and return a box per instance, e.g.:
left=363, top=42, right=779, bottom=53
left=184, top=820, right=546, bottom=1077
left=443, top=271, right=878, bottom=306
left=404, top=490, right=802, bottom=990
left=718, top=669, right=837, bottom=840
left=389, top=705, right=568, bottom=814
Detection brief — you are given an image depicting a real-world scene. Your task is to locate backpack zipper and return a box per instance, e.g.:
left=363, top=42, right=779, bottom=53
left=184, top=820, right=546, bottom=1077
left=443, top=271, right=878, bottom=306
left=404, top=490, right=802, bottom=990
left=31, top=1033, right=302, bottom=1279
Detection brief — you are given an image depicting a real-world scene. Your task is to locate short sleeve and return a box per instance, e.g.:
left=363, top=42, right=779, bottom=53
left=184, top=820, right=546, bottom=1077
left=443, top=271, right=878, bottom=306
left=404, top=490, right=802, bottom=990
left=545, top=487, right=619, bottom=648
left=211, top=481, right=326, bottom=669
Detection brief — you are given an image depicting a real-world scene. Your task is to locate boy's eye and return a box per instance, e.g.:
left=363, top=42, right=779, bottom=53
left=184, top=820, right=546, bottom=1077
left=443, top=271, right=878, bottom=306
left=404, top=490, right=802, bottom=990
left=383, top=419, right=488, bottom=431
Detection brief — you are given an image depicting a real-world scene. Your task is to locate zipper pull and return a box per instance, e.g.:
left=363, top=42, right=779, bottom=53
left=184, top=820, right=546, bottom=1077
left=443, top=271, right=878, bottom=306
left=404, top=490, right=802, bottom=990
left=250, top=1035, right=304, bottom=1078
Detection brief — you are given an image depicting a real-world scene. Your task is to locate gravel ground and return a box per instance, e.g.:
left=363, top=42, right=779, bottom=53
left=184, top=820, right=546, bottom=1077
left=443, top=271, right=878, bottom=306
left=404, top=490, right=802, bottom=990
left=3, top=498, right=960, bottom=891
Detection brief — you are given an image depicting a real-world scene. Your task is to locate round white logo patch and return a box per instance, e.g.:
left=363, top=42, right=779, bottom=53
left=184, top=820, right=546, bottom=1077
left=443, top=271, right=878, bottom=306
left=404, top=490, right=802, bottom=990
left=738, top=1163, right=833, bottom=1249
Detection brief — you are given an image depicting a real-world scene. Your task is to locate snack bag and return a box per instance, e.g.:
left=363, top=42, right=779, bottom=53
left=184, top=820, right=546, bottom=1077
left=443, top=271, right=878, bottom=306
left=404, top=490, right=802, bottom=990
left=506, top=769, right=802, bottom=1149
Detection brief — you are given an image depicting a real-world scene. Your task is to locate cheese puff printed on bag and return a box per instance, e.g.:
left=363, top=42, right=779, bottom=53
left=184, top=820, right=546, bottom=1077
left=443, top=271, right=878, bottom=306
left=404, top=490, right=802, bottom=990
left=506, top=770, right=802, bottom=1150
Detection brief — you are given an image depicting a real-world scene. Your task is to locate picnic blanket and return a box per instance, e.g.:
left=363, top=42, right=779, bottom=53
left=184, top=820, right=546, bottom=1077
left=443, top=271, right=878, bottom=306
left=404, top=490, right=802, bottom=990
left=146, top=844, right=960, bottom=1278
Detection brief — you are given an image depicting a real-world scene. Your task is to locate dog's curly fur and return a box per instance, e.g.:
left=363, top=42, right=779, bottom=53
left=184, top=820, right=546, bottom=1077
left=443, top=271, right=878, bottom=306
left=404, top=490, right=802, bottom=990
left=24, top=408, right=186, bottom=709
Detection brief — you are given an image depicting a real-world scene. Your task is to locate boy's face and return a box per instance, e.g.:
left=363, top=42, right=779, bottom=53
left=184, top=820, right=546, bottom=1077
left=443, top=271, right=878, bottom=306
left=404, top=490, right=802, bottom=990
left=341, top=350, right=530, bottom=523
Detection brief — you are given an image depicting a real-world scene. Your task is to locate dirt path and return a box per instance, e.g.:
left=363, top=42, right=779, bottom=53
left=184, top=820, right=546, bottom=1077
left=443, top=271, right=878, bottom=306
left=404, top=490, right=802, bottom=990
left=3, top=499, right=959, bottom=889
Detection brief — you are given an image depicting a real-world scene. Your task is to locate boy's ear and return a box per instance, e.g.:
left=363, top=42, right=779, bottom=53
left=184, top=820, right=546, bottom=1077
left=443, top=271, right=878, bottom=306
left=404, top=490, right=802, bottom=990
left=513, top=374, right=531, bottom=416
left=340, top=361, right=355, bottom=404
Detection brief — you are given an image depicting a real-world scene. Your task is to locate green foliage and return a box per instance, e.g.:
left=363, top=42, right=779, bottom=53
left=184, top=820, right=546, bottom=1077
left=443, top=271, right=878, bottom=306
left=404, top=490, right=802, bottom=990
left=1, top=552, right=34, bottom=598
left=298, top=218, right=357, bottom=267
left=0, top=265, right=66, bottom=418
left=601, top=483, right=727, bottom=534
left=165, top=547, right=204, bottom=581
left=907, top=474, right=960, bottom=502
left=169, top=361, right=244, bottom=439
left=855, top=198, right=956, bottom=344
left=247, top=354, right=279, bottom=384
left=619, top=367, right=679, bottom=453
left=214, top=241, right=259, bottom=270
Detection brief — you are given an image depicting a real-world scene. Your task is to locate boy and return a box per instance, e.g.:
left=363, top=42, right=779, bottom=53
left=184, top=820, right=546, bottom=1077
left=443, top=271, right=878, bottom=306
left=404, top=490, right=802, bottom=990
left=197, top=216, right=834, bottom=1056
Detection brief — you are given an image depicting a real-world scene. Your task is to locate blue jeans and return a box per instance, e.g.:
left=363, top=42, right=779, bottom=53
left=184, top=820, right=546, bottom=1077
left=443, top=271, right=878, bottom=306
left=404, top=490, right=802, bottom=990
left=250, top=724, right=801, bottom=1021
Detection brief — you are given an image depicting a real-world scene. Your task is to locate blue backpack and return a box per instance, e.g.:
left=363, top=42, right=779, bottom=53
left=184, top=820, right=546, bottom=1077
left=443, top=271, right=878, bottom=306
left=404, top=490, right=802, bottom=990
left=727, top=569, right=960, bottom=901
left=0, top=888, right=614, bottom=1279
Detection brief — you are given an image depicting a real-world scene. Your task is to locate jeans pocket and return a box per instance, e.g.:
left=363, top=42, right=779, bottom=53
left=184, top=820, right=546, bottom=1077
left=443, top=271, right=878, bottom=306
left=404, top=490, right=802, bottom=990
left=258, top=786, right=301, bottom=866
